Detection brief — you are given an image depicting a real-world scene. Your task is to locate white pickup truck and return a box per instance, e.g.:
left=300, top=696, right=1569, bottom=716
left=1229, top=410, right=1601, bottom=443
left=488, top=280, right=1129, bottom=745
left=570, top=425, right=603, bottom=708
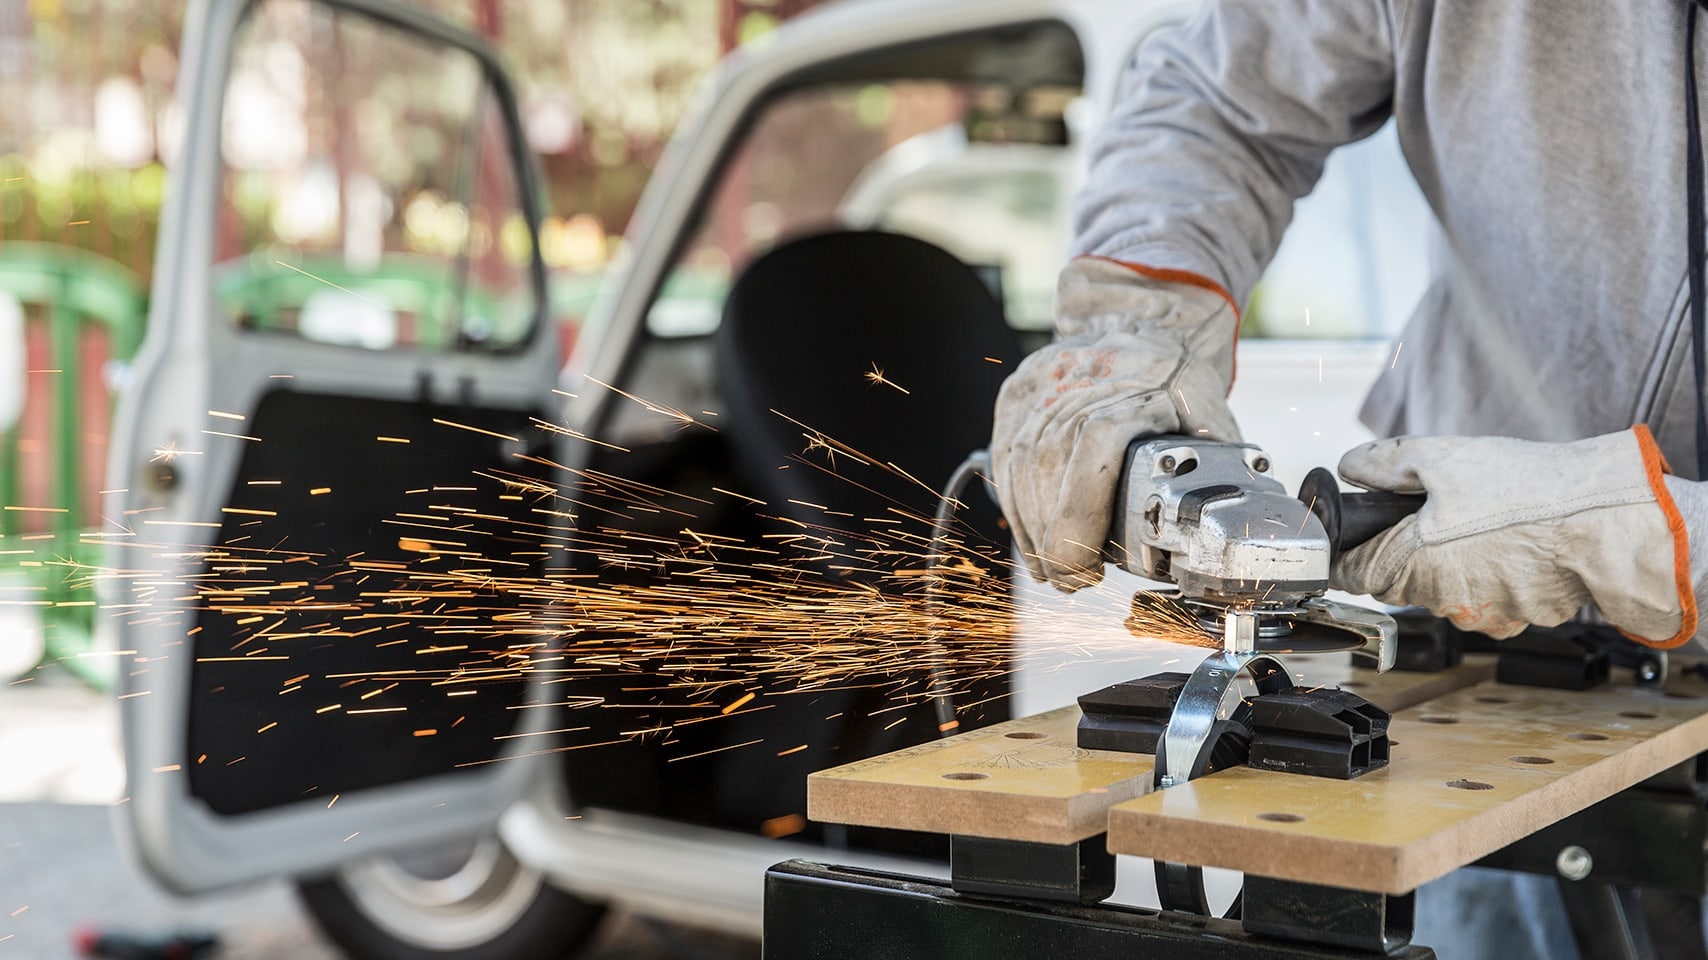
left=105, top=0, right=1430, bottom=957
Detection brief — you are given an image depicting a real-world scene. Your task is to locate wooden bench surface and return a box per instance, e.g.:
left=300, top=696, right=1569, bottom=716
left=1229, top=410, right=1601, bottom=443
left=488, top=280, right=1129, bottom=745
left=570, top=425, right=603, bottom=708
left=1106, top=670, right=1708, bottom=893
left=806, top=655, right=1497, bottom=844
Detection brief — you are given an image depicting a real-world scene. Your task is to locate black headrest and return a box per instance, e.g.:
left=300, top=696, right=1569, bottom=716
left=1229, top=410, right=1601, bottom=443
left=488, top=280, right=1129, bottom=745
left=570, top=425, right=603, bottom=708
left=715, top=230, right=1021, bottom=556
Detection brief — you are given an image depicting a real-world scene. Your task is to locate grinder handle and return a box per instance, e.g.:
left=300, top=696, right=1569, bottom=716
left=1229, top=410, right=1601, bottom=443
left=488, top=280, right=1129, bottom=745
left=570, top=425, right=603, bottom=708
left=1299, top=466, right=1426, bottom=559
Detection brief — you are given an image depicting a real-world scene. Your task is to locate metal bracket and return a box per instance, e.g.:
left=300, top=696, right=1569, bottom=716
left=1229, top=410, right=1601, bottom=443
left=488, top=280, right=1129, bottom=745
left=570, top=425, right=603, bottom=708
left=1354, top=609, right=1465, bottom=674
left=1160, top=651, right=1290, bottom=788
left=949, top=835, right=1115, bottom=905
left=1242, top=877, right=1417, bottom=954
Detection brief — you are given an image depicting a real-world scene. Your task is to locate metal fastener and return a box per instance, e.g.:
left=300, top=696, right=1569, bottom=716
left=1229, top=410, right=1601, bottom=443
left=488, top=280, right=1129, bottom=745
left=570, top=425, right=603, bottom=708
left=1556, top=845, right=1593, bottom=881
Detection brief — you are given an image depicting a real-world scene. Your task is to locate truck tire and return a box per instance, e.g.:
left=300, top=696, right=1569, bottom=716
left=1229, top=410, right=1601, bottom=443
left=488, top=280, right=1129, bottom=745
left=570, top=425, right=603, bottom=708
left=296, top=834, right=604, bottom=960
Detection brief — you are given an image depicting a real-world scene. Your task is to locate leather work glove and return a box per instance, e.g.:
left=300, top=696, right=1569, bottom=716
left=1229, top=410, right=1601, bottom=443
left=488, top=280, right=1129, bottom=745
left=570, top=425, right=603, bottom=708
left=1330, top=428, right=1698, bottom=648
left=992, top=256, right=1241, bottom=590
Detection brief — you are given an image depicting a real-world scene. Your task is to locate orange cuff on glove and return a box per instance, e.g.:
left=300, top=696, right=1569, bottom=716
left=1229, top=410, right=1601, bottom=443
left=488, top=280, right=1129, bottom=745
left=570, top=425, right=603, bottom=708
left=1077, top=255, right=1242, bottom=386
left=1626, top=424, right=1696, bottom=649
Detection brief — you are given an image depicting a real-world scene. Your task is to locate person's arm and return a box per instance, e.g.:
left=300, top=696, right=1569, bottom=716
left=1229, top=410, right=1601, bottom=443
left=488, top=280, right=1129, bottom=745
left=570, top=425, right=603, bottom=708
left=992, top=0, right=1400, bottom=592
left=1075, top=0, right=1400, bottom=303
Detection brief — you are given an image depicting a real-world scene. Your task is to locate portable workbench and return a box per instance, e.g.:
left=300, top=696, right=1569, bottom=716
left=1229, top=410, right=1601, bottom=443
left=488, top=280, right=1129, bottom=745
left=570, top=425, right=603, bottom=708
left=765, top=644, right=1708, bottom=959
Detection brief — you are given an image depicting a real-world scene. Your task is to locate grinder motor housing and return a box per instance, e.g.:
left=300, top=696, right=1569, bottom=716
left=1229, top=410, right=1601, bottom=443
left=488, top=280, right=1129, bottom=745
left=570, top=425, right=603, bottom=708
left=1106, top=437, right=1331, bottom=610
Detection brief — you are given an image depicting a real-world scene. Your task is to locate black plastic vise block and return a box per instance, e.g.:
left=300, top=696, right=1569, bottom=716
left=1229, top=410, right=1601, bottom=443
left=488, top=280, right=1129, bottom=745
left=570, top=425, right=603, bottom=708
left=1247, top=687, right=1390, bottom=780
left=1494, top=626, right=1610, bottom=691
left=1076, top=672, right=1188, bottom=753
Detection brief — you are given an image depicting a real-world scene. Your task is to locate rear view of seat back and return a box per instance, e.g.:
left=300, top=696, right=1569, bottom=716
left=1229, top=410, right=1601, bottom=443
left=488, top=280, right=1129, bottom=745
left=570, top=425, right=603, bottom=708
left=716, top=229, right=1022, bottom=575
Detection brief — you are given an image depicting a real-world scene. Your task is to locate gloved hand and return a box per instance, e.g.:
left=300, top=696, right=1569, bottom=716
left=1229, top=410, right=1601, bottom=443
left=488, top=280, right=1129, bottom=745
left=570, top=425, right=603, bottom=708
left=992, top=257, right=1240, bottom=590
left=1329, top=428, right=1696, bottom=647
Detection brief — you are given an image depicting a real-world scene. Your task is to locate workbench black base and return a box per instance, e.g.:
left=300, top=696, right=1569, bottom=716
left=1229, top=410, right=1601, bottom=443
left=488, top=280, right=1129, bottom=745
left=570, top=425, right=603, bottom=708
left=762, top=860, right=1438, bottom=960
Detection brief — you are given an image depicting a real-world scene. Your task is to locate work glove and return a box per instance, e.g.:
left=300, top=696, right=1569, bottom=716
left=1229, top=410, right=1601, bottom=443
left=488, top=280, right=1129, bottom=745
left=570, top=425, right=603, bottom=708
left=992, top=257, right=1240, bottom=590
left=1329, top=428, right=1697, bottom=648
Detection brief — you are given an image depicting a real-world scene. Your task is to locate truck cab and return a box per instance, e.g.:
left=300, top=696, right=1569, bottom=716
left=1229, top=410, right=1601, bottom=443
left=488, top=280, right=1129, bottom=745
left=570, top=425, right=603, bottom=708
left=106, top=0, right=1428, bottom=956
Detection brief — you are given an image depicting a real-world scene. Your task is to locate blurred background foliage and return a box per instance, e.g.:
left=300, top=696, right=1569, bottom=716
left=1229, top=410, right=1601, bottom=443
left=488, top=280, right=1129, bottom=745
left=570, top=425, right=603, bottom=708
left=0, top=0, right=826, bottom=280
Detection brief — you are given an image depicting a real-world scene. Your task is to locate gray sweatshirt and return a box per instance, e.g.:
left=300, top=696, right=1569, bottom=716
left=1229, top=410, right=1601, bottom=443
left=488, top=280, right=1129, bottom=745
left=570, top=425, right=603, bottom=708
left=1076, top=0, right=1701, bottom=473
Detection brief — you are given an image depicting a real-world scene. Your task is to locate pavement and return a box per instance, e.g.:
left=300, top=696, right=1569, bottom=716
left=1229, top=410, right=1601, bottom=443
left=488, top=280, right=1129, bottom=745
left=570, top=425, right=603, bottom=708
left=0, top=672, right=760, bottom=960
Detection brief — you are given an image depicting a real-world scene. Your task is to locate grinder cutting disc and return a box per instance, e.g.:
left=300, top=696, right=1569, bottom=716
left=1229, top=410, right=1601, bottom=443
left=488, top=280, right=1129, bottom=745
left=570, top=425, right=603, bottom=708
left=1249, top=623, right=1368, bottom=654
left=1124, top=592, right=1369, bottom=654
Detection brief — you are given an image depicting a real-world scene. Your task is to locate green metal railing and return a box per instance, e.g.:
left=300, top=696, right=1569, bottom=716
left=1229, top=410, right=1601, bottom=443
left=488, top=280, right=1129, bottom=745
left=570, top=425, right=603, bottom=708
left=0, top=242, right=147, bottom=686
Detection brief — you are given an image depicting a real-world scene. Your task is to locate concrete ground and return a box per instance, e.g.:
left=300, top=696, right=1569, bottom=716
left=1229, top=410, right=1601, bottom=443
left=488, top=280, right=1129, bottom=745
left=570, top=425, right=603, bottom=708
left=0, top=673, right=759, bottom=960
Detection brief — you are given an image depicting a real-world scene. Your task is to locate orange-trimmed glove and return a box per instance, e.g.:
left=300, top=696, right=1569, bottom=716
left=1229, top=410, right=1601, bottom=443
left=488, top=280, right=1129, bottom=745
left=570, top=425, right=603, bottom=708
left=992, top=257, right=1240, bottom=591
left=1329, top=428, right=1696, bottom=648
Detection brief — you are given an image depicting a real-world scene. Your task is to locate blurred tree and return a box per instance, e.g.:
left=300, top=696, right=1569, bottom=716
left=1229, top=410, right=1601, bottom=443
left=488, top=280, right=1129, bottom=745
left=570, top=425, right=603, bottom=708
left=0, top=0, right=831, bottom=276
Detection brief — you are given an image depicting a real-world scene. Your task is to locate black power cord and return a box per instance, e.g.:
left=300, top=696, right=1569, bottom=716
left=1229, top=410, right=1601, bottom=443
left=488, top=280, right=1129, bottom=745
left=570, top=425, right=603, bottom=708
left=924, top=449, right=994, bottom=736
left=1688, top=0, right=1708, bottom=478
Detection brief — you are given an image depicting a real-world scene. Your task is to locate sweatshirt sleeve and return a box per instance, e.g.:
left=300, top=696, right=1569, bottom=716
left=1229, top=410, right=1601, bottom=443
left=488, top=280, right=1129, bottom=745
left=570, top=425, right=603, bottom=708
left=1075, top=0, right=1399, bottom=306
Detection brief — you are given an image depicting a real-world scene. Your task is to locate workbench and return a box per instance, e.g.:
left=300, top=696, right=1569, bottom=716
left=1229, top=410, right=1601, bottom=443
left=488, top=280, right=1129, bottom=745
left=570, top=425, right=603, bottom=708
left=765, top=647, right=1708, bottom=959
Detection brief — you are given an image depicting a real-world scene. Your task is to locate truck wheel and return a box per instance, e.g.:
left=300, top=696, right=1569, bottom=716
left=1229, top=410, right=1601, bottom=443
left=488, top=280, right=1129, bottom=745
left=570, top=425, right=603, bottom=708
left=296, top=834, right=604, bottom=960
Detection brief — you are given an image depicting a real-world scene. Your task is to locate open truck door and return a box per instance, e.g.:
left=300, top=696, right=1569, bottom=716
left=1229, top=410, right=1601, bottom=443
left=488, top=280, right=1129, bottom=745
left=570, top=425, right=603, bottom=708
left=105, top=0, right=561, bottom=894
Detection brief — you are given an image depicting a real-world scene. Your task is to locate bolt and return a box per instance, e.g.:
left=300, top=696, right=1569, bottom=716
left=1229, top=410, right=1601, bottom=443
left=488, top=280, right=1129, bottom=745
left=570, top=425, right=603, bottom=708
left=1556, top=845, right=1593, bottom=881
left=1252, top=456, right=1270, bottom=473
left=1159, top=455, right=1177, bottom=474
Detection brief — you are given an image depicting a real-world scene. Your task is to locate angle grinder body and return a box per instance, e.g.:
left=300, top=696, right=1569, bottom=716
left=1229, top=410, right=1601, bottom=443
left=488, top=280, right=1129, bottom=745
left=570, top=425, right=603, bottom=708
left=1104, top=436, right=1421, bottom=662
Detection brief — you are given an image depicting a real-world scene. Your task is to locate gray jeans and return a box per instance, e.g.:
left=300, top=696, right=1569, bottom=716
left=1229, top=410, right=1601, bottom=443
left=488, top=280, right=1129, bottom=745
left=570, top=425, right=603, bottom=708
left=1415, top=869, right=1582, bottom=959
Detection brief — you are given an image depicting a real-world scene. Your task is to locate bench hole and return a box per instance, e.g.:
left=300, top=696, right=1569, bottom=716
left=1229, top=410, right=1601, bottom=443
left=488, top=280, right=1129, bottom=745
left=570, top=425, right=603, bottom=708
left=1566, top=732, right=1609, bottom=741
left=1004, top=732, right=1047, bottom=740
left=1257, top=812, right=1305, bottom=823
left=1618, top=711, right=1658, bottom=720
left=941, top=772, right=988, bottom=781
left=1510, top=756, right=1555, bottom=765
left=1447, top=779, right=1494, bottom=791
left=1666, top=691, right=1700, bottom=700
left=1419, top=715, right=1459, bottom=724
left=1474, top=696, right=1512, bottom=704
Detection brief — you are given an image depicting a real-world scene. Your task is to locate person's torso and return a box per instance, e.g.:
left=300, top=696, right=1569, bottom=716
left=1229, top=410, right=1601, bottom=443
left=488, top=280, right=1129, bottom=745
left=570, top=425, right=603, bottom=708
left=1366, top=0, right=1703, bottom=473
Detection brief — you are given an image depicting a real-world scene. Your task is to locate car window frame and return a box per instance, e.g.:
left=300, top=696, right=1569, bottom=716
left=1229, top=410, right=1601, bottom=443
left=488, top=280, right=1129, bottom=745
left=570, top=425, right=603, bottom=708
left=211, top=0, right=552, bottom=358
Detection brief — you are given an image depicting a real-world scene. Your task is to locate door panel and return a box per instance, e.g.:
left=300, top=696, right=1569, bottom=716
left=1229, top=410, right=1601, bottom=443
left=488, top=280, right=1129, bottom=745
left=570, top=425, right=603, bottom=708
left=184, top=390, right=543, bottom=816
left=106, top=0, right=560, bottom=894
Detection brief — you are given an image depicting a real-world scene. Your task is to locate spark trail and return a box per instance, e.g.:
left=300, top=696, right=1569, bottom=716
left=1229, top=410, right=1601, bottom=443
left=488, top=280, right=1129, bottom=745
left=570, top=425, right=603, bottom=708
left=8, top=380, right=1216, bottom=782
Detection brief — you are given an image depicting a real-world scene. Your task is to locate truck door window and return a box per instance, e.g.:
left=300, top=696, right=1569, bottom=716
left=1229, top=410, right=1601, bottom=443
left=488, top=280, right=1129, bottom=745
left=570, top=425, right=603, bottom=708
left=649, top=74, right=1080, bottom=338
left=215, top=0, right=536, bottom=351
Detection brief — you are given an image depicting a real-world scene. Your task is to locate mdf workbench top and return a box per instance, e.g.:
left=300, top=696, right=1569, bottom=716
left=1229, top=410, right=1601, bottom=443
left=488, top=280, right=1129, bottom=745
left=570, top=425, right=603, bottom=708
left=807, top=655, right=1497, bottom=845
left=1107, top=669, right=1708, bottom=893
